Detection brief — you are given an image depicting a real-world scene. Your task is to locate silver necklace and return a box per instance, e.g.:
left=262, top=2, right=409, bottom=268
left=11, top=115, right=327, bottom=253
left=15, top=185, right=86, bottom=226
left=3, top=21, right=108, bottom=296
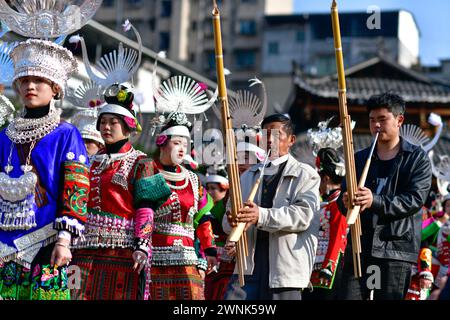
left=159, top=165, right=189, bottom=190
left=6, top=106, right=61, bottom=144
left=0, top=141, right=38, bottom=231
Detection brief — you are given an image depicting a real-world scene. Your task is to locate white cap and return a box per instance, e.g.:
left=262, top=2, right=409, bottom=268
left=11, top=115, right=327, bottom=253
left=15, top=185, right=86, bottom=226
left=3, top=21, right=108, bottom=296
left=237, top=142, right=266, bottom=162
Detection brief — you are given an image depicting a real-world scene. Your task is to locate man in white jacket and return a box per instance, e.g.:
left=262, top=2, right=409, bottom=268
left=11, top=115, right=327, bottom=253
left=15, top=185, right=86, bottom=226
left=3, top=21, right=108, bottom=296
left=223, top=114, right=321, bottom=300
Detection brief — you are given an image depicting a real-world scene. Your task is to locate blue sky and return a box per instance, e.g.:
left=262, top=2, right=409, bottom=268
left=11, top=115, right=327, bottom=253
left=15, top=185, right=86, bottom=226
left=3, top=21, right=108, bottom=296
left=294, top=0, right=450, bottom=66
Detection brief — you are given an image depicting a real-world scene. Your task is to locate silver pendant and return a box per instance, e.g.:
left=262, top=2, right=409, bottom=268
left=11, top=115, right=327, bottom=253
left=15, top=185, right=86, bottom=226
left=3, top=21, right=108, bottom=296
left=21, top=165, right=33, bottom=173
left=4, top=165, right=13, bottom=174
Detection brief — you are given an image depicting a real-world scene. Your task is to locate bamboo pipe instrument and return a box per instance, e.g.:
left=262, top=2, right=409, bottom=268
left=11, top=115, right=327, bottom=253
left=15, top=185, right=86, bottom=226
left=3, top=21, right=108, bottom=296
left=330, top=0, right=362, bottom=278
left=228, top=150, right=271, bottom=243
left=347, top=131, right=380, bottom=224
left=211, top=0, right=247, bottom=286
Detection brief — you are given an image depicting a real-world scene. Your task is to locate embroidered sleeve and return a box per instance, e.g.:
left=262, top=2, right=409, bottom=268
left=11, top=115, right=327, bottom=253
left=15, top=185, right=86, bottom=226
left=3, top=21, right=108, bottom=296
left=54, top=128, right=89, bottom=238
left=194, top=187, right=214, bottom=228
left=194, top=238, right=208, bottom=271
left=133, top=159, right=171, bottom=210
left=133, top=207, right=154, bottom=257
left=321, top=201, right=347, bottom=273
left=55, top=160, right=89, bottom=237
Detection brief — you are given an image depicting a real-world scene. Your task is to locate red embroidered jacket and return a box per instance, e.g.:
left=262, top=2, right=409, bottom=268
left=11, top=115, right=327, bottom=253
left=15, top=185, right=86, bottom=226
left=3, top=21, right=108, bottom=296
left=310, top=190, right=348, bottom=289
left=150, top=160, right=216, bottom=267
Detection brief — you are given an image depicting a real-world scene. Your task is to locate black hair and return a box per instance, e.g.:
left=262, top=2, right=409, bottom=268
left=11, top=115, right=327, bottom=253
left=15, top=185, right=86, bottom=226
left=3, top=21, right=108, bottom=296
left=261, top=113, right=295, bottom=136
left=316, top=148, right=344, bottom=185
left=366, top=92, right=405, bottom=116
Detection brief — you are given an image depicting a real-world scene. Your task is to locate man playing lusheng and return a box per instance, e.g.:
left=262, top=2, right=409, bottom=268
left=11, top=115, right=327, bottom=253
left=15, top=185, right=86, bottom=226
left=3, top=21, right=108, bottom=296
left=224, top=114, right=321, bottom=300
left=338, top=92, right=432, bottom=300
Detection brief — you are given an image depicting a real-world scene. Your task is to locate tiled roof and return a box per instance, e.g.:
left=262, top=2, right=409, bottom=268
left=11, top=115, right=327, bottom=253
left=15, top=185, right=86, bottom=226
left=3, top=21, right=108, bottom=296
left=292, top=130, right=450, bottom=168
left=294, top=76, right=450, bottom=104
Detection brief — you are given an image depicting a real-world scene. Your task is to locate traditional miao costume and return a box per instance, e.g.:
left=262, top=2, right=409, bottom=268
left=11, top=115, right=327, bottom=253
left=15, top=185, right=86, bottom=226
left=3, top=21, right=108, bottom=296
left=309, top=190, right=347, bottom=290
left=70, top=83, right=171, bottom=300
left=203, top=168, right=235, bottom=300
left=148, top=73, right=219, bottom=299
left=0, top=40, right=90, bottom=299
left=304, top=121, right=348, bottom=298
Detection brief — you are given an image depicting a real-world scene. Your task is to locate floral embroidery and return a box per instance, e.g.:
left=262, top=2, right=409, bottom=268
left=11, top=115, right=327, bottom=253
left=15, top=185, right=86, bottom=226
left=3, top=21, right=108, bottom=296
left=140, top=222, right=153, bottom=236
left=66, top=152, right=75, bottom=160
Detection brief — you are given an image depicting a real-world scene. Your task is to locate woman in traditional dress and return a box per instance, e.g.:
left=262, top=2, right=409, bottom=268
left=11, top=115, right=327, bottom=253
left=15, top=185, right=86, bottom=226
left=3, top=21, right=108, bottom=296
left=303, top=147, right=347, bottom=300
left=0, top=40, right=89, bottom=300
left=204, top=167, right=237, bottom=300
left=70, top=84, right=171, bottom=300
left=148, top=112, right=218, bottom=300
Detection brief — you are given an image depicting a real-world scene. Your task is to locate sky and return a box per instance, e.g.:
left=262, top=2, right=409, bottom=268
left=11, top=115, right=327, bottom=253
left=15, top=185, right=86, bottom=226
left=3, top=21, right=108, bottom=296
left=294, top=0, right=450, bottom=66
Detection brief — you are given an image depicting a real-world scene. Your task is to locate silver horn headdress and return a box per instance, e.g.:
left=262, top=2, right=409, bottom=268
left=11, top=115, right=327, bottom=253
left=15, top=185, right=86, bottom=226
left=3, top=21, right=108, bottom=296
left=400, top=112, right=443, bottom=153
left=77, top=19, right=143, bottom=88
left=0, top=0, right=103, bottom=39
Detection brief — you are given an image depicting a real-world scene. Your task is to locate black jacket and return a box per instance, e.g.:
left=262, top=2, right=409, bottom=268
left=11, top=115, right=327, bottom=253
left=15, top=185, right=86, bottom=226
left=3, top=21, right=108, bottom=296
left=338, top=137, right=432, bottom=263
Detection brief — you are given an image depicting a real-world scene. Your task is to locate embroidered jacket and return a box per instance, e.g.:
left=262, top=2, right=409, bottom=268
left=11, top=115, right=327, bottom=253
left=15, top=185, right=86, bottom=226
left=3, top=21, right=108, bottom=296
left=150, top=160, right=216, bottom=267
left=0, top=122, right=89, bottom=268
left=310, top=189, right=348, bottom=289
left=73, top=143, right=170, bottom=253
left=209, top=198, right=233, bottom=262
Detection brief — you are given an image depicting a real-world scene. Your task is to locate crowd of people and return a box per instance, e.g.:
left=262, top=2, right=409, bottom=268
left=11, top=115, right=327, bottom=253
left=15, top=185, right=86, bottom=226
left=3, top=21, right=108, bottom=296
left=1, top=3, right=450, bottom=302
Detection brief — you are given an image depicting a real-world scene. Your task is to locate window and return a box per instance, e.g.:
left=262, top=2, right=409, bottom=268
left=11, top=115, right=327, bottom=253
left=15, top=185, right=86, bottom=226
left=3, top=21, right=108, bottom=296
left=205, top=51, right=216, bottom=70
left=127, top=0, right=143, bottom=7
left=161, top=0, right=172, bottom=18
left=148, top=18, right=155, bottom=31
left=268, top=42, right=279, bottom=55
left=239, top=20, right=256, bottom=36
left=159, top=32, right=170, bottom=51
left=296, top=30, right=305, bottom=42
left=235, top=50, right=256, bottom=69
left=192, top=21, right=197, bottom=32
left=103, top=0, right=115, bottom=7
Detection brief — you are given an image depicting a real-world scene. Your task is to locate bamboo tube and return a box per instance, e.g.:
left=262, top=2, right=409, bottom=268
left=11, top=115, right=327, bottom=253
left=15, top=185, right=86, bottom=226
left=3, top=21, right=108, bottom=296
left=212, top=0, right=247, bottom=286
left=331, top=1, right=362, bottom=278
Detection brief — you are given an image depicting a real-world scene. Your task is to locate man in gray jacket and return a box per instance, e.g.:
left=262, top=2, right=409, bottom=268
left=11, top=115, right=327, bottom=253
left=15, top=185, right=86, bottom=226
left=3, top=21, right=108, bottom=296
left=223, top=114, right=321, bottom=300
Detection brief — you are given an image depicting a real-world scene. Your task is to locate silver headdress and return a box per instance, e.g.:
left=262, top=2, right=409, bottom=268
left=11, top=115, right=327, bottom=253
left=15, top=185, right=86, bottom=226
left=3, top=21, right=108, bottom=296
left=70, top=108, right=104, bottom=145
left=67, top=80, right=104, bottom=145
left=0, top=94, right=15, bottom=127
left=153, top=76, right=218, bottom=115
left=307, top=117, right=354, bottom=156
left=66, top=80, right=104, bottom=109
left=429, top=151, right=450, bottom=197
left=0, top=41, right=17, bottom=87
left=9, top=39, right=78, bottom=98
left=78, top=19, right=143, bottom=88
left=0, top=0, right=103, bottom=39
left=229, top=78, right=268, bottom=132
left=307, top=117, right=347, bottom=177
left=400, top=113, right=443, bottom=153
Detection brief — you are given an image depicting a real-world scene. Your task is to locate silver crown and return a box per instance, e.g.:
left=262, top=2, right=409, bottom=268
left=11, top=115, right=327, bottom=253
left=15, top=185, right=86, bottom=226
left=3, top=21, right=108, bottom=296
left=10, top=39, right=78, bottom=98
left=0, top=0, right=103, bottom=38
left=307, top=117, right=347, bottom=156
left=70, top=108, right=104, bottom=145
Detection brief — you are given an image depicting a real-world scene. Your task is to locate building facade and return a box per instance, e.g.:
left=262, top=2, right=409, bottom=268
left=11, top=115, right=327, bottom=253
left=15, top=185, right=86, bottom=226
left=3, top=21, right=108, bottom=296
left=94, top=0, right=293, bottom=92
